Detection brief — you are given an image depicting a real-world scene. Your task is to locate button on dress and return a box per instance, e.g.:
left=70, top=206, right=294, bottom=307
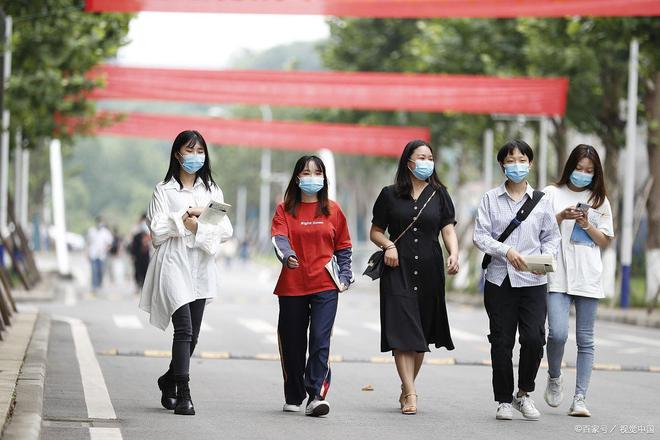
left=372, top=184, right=456, bottom=353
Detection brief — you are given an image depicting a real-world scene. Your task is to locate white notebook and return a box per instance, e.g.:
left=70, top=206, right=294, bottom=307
left=521, top=254, right=556, bottom=274
left=325, top=256, right=348, bottom=292
left=197, top=200, right=231, bottom=225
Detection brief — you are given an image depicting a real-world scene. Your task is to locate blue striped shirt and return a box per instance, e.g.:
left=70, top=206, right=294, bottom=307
left=473, top=182, right=561, bottom=288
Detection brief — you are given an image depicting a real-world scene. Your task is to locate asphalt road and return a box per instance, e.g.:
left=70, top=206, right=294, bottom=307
left=26, top=255, right=660, bottom=439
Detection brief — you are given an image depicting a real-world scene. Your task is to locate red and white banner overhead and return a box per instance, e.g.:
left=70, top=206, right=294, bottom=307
left=91, top=65, right=568, bottom=116
left=85, top=0, right=660, bottom=17
left=90, top=112, right=430, bottom=157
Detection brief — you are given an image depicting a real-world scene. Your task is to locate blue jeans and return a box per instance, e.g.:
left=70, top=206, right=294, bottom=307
left=91, top=258, right=105, bottom=290
left=546, top=291, right=598, bottom=397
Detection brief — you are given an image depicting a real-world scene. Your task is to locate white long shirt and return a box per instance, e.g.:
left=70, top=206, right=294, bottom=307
left=139, top=178, right=233, bottom=330
left=543, top=185, right=614, bottom=298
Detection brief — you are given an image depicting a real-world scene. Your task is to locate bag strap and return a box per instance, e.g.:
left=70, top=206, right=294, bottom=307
left=481, top=190, right=545, bottom=269
left=391, top=188, right=438, bottom=245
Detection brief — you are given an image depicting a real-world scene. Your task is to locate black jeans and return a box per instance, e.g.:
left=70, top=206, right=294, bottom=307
left=170, top=299, right=206, bottom=377
left=484, top=277, right=547, bottom=403
left=278, top=290, right=338, bottom=405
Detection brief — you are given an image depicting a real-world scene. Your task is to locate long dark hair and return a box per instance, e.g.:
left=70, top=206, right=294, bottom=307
left=163, top=130, right=216, bottom=191
left=556, top=144, right=607, bottom=209
left=283, top=155, right=331, bottom=218
left=394, top=140, right=444, bottom=198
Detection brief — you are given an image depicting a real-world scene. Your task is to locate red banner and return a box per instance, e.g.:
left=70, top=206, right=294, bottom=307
left=85, top=0, right=660, bottom=17
left=90, top=112, right=430, bottom=157
left=91, top=65, right=568, bottom=116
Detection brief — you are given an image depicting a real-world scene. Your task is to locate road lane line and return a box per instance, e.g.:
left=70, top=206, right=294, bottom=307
left=332, top=326, right=349, bottom=336
left=363, top=322, right=381, bottom=332
left=567, top=333, right=621, bottom=347
left=611, top=334, right=660, bottom=348
left=450, top=328, right=485, bottom=342
left=53, top=316, right=119, bottom=425
left=112, top=315, right=143, bottom=330
left=237, top=318, right=277, bottom=334
left=90, top=427, right=122, bottom=440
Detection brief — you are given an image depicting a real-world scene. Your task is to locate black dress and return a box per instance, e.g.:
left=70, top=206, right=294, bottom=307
left=372, top=184, right=456, bottom=353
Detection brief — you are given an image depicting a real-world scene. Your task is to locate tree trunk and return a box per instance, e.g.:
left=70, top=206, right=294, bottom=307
left=551, top=117, right=568, bottom=181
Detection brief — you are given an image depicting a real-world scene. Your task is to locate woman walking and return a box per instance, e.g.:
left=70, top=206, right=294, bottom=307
left=271, top=155, right=353, bottom=417
left=369, top=140, right=459, bottom=415
left=139, top=130, right=233, bottom=415
left=543, top=144, right=614, bottom=417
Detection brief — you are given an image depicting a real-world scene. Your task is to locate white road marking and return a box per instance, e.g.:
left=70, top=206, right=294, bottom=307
left=451, top=328, right=485, bottom=342
left=566, top=333, right=621, bottom=347
left=611, top=334, right=660, bottom=348
left=237, top=318, right=277, bottom=334
left=363, top=322, right=381, bottom=332
left=238, top=318, right=278, bottom=344
left=112, top=315, right=143, bottom=330
left=332, top=326, right=349, bottom=336
left=53, top=316, right=119, bottom=428
left=90, top=427, right=123, bottom=440
left=265, top=334, right=279, bottom=344
left=618, top=347, right=647, bottom=355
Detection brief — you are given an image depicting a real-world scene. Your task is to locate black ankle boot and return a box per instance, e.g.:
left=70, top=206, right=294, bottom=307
left=174, top=375, right=195, bottom=415
left=157, top=370, right=177, bottom=410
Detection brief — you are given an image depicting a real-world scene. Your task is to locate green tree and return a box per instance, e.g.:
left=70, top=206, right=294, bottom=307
left=2, top=0, right=131, bottom=217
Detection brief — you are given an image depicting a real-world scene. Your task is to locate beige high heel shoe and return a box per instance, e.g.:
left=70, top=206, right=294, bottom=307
left=402, top=393, right=418, bottom=415
left=399, top=385, right=405, bottom=409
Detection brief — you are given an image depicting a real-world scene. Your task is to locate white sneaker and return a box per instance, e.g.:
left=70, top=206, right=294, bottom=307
left=496, top=403, right=513, bottom=420
left=568, top=394, right=591, bottom=417
left=305, top=398, right=330, bottom=417
left=513, top=394, right=541, bottom=420
left=283, top=403, right=302, bottom=412
left=544, top=373, right=564, bottom=407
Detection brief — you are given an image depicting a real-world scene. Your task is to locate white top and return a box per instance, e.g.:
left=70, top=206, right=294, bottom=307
left=87, top=225, right=113, bottom=260
left=139, top=178, right=233, bottom=330
left=543, top=184, right=614, bottom=298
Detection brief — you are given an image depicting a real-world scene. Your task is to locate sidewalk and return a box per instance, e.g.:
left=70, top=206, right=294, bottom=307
left=446, top=291, right=660, bottom=329
left=0, top=312, right=38, bottom=437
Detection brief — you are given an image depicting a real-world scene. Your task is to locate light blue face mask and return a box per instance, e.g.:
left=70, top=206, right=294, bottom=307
left=408, top=159, right=434, bottom=180
left=180, top=153, right=205, bottom=174
left=298, top=176, right=324, bottom=195
left=503, top=163, right=529, bottom=183
left=570, top=170, right=593, bottom=188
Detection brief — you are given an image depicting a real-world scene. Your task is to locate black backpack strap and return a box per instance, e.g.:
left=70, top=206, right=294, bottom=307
left=481, top=190, right=545, bottom=270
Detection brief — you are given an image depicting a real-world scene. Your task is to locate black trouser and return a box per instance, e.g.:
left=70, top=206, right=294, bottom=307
left=170, top=299, right=206, bottom=377
left=484, top=277, right=547, bottom=403
left=278, top=290, right=338, bottom=405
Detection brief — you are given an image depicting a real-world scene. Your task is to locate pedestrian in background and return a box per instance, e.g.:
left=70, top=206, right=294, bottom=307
left=87, top=216, right=113, bottom=293
left=369, top=140, right=459, bottom=415
left=139, top=130, right=233, bottom=416
left=543, top=144, right=614, bottom=417
left=271, top=155, right=353, bottom=417
left=130, top=213, right=151, bottom=292
left=473, top=139, right=561, bottom=421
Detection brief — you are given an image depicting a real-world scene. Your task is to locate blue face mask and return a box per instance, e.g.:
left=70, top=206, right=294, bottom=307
left=570, top=170, right=593, bottom=188
left=180, top=153, right=205, bottom=174
left=298, top=176, right=324, bottom=195
left=408, top=159, right=434, bottom=180
left=503, top=163, right=529, bottom=183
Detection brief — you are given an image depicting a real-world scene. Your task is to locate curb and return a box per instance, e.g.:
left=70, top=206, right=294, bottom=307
left=97, top=349, right=660, bottom=373
left=2, top=314, right=50, bottom=440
